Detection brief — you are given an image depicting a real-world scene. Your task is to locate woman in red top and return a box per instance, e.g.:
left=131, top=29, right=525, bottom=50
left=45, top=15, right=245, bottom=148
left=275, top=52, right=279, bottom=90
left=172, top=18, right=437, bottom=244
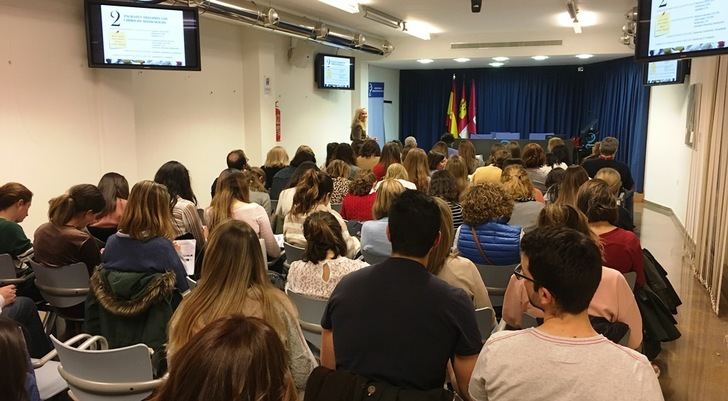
left=577, top=179, right=646, bottom=287
left=340, top=171, right=377, bottom=222
left=372, top=142, right=402, bottom=181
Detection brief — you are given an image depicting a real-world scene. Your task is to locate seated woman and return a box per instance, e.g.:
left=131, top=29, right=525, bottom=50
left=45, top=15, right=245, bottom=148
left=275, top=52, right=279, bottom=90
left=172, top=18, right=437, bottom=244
left=154, top=161, right=206, bottom=249
left=102, top=180, right=189, bottom=291
left=502, top=204, right=643, bottom=349
left=372, top=163, right=417, bottom=192
left=283, top=171, right=359, bottom=258
left=543, top=167, right=566, bottom=203
left=458, top=139, right=481, bottom=175
left=429, top=170, right=464, bottom=229
left=446, top=155, right=470, bottom=196
left=270, top=146, right=315, bottom=200
left=456, top=183, right=521, bottom=266
left=34, top=184, right=105, bottom=273
left=521, top=143, right=550, bottom=192
left=360, top=179, right=406, bottom=261
left=325, top=160, right=351, bottom=205
left=501, top=165, right=544, bottom=233
left=577, top=179, right=646, bottom=287
left=286, top=212, right=367, bottom=299
left=595, top=167, right=635, bottom=231
left=356, top=139, right=381, bottom=171
left=207, top=171, right=280, bottom=259
left=333, top=143, right=360, bottom=179
left=247, top=168, right=272, bottom=216
left=403, top=148, right=431, bottom=192
left=167, top=220, right=316, bottom=392
left=152, top=315, right=298, bottom=401
left=340, top=171, right=377, bottom=222
left=88, top=172, right=129, bottom=243
left=428, top=151, right=447, bottom=176
left=372, top=141, right=401, bottom=180
left=428, top=198, right=492, bottom=310
left=0, top=183, right=35, bottom=270
left=555, top=165, right=589, bottom=207
left=262, top=145, right=289, bottom=190
left=274, top=162, right=319, bottom=218
left=0, top=316, right=42, bottom=401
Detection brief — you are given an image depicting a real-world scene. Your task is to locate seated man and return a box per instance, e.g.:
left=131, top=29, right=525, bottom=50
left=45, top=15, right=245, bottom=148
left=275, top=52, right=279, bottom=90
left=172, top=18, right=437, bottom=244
left=321, top=190, right=482, bottom=399
left=581, top=136, right=634, bottom=191
left=469, top=226, right=663, bottom=401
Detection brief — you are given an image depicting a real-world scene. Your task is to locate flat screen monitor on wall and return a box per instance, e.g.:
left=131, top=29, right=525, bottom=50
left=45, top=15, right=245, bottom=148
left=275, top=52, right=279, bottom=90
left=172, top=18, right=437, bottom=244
left=85, top=0, right=201, bottom=70
left=643, top=59, right=689, bottom=85
left=315, top=54, right=355, bottom=90
left=635, top=0, right=728, bottom=62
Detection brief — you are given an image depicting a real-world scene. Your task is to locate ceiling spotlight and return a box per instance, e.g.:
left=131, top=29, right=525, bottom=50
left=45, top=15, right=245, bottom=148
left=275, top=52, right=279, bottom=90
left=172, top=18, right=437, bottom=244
left=417, top=58, right=434, bottom=64
left=454, top=58, right=471, bottom=63
left=471, top=0, right=482, bottom=13
left=352, top=33, right=366, bottom=48
left=532, top=55, right=549, bottom=61
left=492, top=56, right=509, bottom=62
left=318, top=0, right=360, bottom=14
left=575, top=54, right=594, bottom=59
left=489, top=62, right=505, bottom=67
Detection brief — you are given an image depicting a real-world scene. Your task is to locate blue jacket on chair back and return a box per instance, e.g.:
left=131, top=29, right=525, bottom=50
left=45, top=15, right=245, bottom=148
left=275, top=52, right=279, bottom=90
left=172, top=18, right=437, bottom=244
left=457, top=221, right=522, bottom=266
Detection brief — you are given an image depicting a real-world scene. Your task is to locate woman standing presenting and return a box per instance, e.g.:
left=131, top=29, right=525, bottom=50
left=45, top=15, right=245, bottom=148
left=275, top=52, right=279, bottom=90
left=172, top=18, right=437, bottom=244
left=350, top=107, right=368, bottom=153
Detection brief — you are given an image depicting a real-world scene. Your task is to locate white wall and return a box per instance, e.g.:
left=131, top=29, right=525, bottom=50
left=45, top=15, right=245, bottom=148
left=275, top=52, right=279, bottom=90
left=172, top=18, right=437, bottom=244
left=0, top=0, right=399, bottom=234
left=643, top=81, right=692, bottom=226
left=369, top=65, right=401, bottom=142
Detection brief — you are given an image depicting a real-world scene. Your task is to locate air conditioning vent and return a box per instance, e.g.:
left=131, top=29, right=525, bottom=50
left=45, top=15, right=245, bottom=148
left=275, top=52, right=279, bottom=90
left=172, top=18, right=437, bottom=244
left=451, top=40, right=562, bottom=49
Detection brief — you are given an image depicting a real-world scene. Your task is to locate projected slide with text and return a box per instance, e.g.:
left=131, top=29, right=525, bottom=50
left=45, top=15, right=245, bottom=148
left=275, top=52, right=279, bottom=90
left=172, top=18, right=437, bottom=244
left=648, top=0, right=727, bottom=56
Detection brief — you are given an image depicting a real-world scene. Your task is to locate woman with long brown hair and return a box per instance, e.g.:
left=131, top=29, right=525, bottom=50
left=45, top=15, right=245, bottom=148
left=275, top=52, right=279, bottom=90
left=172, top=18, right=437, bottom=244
left=501, top=165, right=544, bottom=233
left=283, top=170, right=359, bottom=257
left=167, top=220, right=316, bottom=392
left=446, top=155, right=470, bottom=197
left=153, top=161, right=206, bottom=249
left=206, top=171, right=280, bottom=259
left=286, top=212, right=367, bottom=299
left=0, top=316, right=39, bottom=401
left=556, top=165, right=590, bottom=207
left=88, top=172, right=129, bottom=243
left=325, top=160, right=351, bottom=205
left=403, top=148, right=431, bottom=192
left=457, top=139, right=481, bottom=174
left=102, top=180, right=189, bottom=291
left=153, top=315, right=298, bottom=401
left=372, top=141, right=402, bottom=180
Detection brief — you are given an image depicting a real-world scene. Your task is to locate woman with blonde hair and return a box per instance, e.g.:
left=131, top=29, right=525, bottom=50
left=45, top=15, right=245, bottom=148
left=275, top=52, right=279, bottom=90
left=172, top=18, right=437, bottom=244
left=446, top=155, right=470, bottom=196
left=263, top=146, right=290, bottom=190
left=152, top=315, right=298, bottom=401
left=286, top=212, right=367, bottom=299
left=360, top=179, right=406, bottom=261
left=402, top=148, right=430, bottom=192
left=350, top=107, right=368, bottom=144
left=501, top=165, right=544, bottom=233
left=102, top=180, right=189, bottom=291
left=284, top=170, right=360, bottom=257
left=372, top=163, right=417, bottom=192
left=501, top=203, right=642, bottom=350
left=167, top=220, right=316, bottom=392
left=555, top=165, right=590, bottom=207
left=206, top=171, right=280, bottom=259
left=457, top=140, right=481, bottom=174
left=325, top=160, right=351, bottom=204
left=428, top=197, right=491, bottom=310
left=594, top=167, right=634, bottom=231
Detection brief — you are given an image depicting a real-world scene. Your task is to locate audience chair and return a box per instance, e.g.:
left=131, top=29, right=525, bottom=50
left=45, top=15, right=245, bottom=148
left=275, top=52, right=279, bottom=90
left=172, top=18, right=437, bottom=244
left=330, top=203, right=342, bottom=213
left=51, top=335, right=163, bottom=401
left=521, top=313, right=539, bottom=329
left=196, top=208, right=205, bottom=225
left=270, top=199, right=278, bottom=214
left=475, top=264, right=517, bottom=309
left=29, top=261, right=89, bottom=335
left=623, top=272, right=637, bottom=291
left=475, top=307, right=496, bottom=342
left=284, top=242, right=305, bottom=266
left=619, top=328, right=631, bottom=347
left=345, top=220, right=363, bottom=238
left=286, top=291, right=326, bottom=354
left=185, top=277, right=197, bottom=292
left=0, top=253, right=35, bottom=285
left=361, top=249, right=388, bottom=265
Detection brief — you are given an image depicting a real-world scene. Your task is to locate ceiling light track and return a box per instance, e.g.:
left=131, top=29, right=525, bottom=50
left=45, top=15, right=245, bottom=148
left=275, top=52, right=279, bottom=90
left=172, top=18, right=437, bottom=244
left=164, top=0, right=392, bottom=55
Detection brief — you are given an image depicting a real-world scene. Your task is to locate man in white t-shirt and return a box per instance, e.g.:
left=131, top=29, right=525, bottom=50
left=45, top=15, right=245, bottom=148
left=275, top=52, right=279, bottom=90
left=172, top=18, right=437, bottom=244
left=469, top=226, right=664, bottom=401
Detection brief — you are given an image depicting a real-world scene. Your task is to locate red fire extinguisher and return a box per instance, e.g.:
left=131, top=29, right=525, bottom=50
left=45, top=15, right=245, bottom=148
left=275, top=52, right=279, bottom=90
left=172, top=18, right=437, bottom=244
left=275, top=101, right=281, bottom=142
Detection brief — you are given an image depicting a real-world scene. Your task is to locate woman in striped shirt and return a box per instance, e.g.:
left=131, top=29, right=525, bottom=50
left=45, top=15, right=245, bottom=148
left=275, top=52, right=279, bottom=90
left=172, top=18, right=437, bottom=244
left=429, top=170, right=464, bottom=230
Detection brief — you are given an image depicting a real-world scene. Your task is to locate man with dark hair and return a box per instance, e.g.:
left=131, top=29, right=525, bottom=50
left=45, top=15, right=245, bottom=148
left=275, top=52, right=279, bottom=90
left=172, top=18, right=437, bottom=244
left=321, top=190, right=482, bottom=399
left=440, top=133, right=458, bottom=157
left=581, top=136, right=634, bottom=190
left=469, top=226, right=663, bottom=401
left=226, top=149, right=248, bottom=170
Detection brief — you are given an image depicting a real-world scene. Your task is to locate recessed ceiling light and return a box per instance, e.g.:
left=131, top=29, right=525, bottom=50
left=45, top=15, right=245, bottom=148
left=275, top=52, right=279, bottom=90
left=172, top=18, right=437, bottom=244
left=556, top=10, right=598, bottom=27
left=489, top=62, right=505, bottom=67
left=417, top=58, right=434, bottom=64
left=492, top=57, right=509, bottom=62
left=575, top=54, right=594, bottom=59
left=532, top=55, right=549, bottom=61
left=404, top=20, right=434, bottom=40
left=318, top=0, right=360, bottom=14
left=454, top=58, right=470, bottom=63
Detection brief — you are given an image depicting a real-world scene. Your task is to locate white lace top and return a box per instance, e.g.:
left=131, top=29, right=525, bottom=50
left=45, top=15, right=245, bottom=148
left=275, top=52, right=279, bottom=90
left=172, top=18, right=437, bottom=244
left=286, top=257, right=368, bottom=299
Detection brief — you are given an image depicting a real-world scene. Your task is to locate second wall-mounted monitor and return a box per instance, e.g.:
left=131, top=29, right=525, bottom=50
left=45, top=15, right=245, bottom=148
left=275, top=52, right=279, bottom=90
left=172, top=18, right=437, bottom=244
left=643, top=59, right=689, bottom=86
left=315, top=54, right=355, bottom=90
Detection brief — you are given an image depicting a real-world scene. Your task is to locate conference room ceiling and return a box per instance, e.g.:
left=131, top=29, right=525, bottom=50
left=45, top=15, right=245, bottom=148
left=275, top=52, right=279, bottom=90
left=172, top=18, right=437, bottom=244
left=267, top=0, right=636, bottom=68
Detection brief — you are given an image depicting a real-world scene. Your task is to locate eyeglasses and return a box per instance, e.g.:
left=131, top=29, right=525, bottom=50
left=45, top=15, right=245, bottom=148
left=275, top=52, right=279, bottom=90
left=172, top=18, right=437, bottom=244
left=513, top=264, right=536, bottom=284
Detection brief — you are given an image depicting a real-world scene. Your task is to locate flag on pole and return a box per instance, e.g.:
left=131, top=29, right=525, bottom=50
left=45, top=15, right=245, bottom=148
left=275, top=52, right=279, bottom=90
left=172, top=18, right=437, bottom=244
left=467, top=79, right=477, bottom=135
left=446, top=76, right=458, bottom=137
left=458, top=80, right=468, bottom=138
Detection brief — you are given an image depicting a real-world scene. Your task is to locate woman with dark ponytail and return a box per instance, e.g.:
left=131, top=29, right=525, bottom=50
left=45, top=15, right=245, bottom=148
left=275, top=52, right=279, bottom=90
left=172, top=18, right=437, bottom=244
left=33, top=184, right=105, bottom=274
left=283, top=170, right=360, bottom=257
left=285, top=212, right=367, bottom=299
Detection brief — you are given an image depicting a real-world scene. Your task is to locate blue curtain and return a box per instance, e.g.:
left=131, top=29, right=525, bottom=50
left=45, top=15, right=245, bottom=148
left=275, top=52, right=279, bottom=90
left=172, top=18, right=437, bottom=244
left=399, top=57, right=651, bottom=191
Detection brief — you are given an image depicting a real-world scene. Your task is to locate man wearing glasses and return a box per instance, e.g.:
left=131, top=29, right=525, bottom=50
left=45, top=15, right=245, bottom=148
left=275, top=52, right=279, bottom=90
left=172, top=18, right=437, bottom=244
left=469, top=226, right=663, bottom=401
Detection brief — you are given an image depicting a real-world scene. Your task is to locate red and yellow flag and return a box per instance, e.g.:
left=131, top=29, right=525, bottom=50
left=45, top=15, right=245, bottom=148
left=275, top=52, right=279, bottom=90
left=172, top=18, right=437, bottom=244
left=458, top=80, right=468, bottom=138
left=446, top=78, right=458, bottom=137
